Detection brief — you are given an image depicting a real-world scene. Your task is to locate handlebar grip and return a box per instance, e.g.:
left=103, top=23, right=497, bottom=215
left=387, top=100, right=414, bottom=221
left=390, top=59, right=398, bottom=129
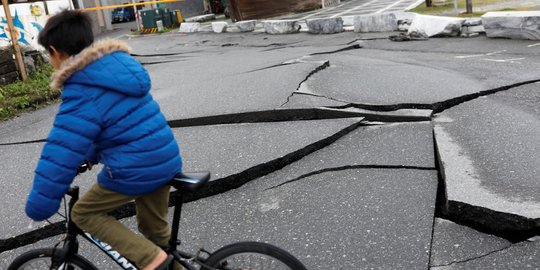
left=77, top=162, right=89, bottom=174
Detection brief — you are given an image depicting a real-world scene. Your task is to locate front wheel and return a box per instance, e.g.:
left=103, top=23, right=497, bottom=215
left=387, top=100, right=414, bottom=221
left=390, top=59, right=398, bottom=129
left=204, top=242, right=307, bottom=270
left=7, top=248, right=98, bottom=270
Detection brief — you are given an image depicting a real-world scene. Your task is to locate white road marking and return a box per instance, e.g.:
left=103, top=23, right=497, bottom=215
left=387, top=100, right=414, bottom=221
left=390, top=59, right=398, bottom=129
left=455, top=54, right=486, bottom=59
left=482, top=58, right=525, bottom=64
left=486, top=50, right=507, bottom=56
left=405, top=0, right=426, bottom=10
left=331, top=0, right=380, bottom=18
left=299, top=1, right=351, bottom=20
left=376, top=0, right=411, bottom=13
left=455, top=50, right=506, bottom=59
left=528, top=43, right=540, bottom=48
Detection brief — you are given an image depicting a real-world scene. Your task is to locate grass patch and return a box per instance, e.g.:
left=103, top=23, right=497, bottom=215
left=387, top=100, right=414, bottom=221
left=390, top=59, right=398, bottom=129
left=0, top=64, right=58, bottom=121
left=411, top=0, right=534, bottom=16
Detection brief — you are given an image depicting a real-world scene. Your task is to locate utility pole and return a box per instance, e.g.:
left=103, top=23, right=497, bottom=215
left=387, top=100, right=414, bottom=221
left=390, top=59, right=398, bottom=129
left=1, top=0, right=28, bottom=81
left=132, top=0, right=141, bottom=31
left=465, top=0, right=473, bottom=14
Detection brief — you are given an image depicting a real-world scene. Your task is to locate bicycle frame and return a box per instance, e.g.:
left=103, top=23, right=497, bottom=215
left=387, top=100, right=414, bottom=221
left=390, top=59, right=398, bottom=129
left=54, top=186, right=208, bottom=270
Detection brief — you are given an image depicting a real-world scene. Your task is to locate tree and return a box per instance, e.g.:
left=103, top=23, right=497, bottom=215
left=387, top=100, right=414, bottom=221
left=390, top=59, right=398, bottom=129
left=465, top=0, right=473, bottom=13
left=425, top=0, right=433, bottom=7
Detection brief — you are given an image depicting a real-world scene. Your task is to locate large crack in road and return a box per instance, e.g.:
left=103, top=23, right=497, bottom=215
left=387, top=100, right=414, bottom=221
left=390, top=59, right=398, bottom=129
left=0, top=118, right=366, bottom=253
left=430, top=244, right=513, bottom=268
left=1, top=43, right=539, bottom=258
left=275, top=53, right=540, bottom=242
left=265, top=164, right=436, bottom=190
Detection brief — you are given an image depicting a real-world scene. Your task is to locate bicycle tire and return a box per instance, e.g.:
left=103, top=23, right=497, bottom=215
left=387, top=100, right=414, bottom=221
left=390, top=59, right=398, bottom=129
left=7, top=248, right=98, bottom=270
left=203, top=241, right=307, bottom=270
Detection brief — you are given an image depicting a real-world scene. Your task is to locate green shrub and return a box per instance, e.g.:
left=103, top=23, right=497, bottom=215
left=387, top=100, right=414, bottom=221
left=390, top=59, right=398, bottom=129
left=0, top=64, right=59, bottom=120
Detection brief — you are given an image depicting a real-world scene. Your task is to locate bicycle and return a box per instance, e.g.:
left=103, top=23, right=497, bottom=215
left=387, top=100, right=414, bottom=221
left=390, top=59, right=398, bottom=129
left=8, top=165, right=308, bottom=270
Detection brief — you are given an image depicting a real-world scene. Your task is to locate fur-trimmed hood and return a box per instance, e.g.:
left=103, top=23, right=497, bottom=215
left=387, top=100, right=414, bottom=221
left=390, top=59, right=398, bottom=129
left=50, top=39, right=151, bottom=97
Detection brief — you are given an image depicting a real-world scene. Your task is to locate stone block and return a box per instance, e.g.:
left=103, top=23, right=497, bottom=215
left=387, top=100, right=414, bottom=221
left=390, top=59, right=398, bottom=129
left=393, top=11, right=417, bottom=22
left=354, top=13, right=398, bottom=33
left=212, top=22, right=228, bottom=33
left=306, top=17, right=343, bottom=34
left=396, top=13, right=415, bottom=32
left=0, top=61, right=16, bottom=74
left=235, top=20, right=257, bottom=32
left=463, top=18, right=482, bottom=26
left=398, top=23, right=410, bottom=32
left=0, top=71, right=19, bottom=86
left=461, top=23, right=485, bottom=37
left=185, top=14, right=216, bottom=23
left=341, top=15, right=355, bottom=26
left=482, top=11, right=540, bottom=40
left=0, top=48, right=13, bottom=63
left=464, top=25, right=485, bottom=33
left=408, top=14, right=465, bottom=37
left=262, top=20, right=301, bottom=34
left=178, top=22, right=201, bottom=33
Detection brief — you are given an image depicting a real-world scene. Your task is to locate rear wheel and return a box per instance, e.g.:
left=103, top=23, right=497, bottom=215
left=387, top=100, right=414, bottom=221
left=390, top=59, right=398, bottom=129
left=204, top=242, right=307, bottom=270
left=7, top=248, right=98, bottom=270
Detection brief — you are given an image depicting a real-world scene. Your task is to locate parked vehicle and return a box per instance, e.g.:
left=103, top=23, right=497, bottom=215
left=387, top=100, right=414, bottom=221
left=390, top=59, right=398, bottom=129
left=112, top=7, right=135, bottom=23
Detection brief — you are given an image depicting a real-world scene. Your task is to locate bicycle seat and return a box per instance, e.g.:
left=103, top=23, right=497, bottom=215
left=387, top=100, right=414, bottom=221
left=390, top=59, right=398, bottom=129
left=169, top=171, right=211, bottom=192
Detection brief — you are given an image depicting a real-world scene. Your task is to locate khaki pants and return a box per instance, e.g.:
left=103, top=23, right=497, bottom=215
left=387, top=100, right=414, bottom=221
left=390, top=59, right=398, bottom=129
left=72, top=183, right=170, bottom=269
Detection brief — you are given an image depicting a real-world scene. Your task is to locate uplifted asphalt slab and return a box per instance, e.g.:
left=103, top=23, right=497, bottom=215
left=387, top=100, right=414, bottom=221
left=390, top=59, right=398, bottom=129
left=0, top=105, right=57, bottom=144
left=431, top=239, right=540, bottom=269
left=302, top=53, right=487, bottom=105
left=430, top=218, right=540, bottom=270
left=430, top=218, right=512, bottom=268
left=265, top=122, right=436, bottom=183
left=360, top=37, right=540, bottom=89
left=0, top=118, right=361, bottom=243
left=434, top=83, right=540, bottom=219
left=0, top=141, right=99, bottom=238
left=158, top=168, right=437, bottom=269
left=1, top=169, right=437, bottom=270
left=173, top=118, right=362, bottom=180
left=1, top=118, right=437, bottom=269
left=145, top=48, right=338, bottom=119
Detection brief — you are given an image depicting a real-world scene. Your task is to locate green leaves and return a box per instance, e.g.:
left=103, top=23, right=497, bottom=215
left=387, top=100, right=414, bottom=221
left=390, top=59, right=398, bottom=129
left=0, top=64, right=58, bottom=120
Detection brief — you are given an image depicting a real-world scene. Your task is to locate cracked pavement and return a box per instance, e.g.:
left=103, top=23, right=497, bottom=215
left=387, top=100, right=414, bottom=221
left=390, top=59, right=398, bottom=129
left=0, top=31, right=539, bottom=269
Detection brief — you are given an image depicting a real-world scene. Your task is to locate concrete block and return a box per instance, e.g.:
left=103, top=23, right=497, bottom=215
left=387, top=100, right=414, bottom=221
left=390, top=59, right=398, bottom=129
left=185, top=14, right=216, bottom=23
left=212, top=22, right=228, bottom=33
left=398, top=23, right=410, bottom=32
left=463, top=18, right=482, bottom=26
left=306, top=17, right=344, bottom=34
left=482, top=11, right=540, bottom=40
left=408, top=14, right=465, bottom=37
left=464, top=25, right=486, bottom=33
left=393, top=11, right=417, bottom=22
left=235, top=20, right=257, bottom=32
left=354, top=13, right=398, bottom=33
left=262, top=20, right=301, bottom=34
left=178, top=22, right=201, bottom=33
left=341, top=15, right=355, bottom=26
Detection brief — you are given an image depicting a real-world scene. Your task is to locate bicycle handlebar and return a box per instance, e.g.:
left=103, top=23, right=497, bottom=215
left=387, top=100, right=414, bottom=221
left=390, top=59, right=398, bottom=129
left=77, top=161, right=91, bottom=174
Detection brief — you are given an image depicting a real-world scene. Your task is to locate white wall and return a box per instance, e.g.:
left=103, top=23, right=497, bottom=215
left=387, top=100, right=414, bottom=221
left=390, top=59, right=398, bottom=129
left=0, top=0, right=71, bottom=48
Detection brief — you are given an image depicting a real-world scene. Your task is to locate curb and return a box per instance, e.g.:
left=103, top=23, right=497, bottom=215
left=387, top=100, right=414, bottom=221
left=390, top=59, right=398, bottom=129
left=177, top=12, right=486, bottom=38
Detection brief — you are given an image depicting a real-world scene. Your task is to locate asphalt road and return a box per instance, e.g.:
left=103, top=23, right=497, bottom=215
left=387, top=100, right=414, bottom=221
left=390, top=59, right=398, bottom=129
left=1, top=28, right=539, bottom=269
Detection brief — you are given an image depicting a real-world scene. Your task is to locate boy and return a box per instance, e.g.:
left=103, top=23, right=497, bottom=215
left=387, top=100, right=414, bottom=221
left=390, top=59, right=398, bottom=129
left=25, top=10, right=182, bottom=270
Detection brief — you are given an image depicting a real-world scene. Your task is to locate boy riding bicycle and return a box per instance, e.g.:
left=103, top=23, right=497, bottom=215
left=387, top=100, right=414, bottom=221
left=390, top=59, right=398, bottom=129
left=25, top=10, right=182, bottom=270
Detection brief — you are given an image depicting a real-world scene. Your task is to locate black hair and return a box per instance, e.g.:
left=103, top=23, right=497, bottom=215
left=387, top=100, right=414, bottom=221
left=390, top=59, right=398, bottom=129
left=38, top=10, right=94, bottom=56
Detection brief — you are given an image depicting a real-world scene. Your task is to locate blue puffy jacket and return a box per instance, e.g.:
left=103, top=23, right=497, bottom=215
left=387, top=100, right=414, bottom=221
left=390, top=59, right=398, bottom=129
left=26, top=40, right=182, bottom=221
